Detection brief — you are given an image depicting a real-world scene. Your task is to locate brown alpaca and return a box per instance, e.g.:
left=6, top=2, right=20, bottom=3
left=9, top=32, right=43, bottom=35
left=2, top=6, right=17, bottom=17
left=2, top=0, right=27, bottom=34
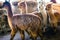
left=3, top=1, right=43, bottom=40
left=46, top=4, right=57, bottom=31
left=18, top=1, right=46, bottom=26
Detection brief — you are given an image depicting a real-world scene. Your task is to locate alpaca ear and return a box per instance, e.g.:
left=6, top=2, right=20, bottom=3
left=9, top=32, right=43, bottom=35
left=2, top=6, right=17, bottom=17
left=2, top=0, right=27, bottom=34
left=18, top=2, right=22, bottom=8
left=46, top=2, right=53, bottom=9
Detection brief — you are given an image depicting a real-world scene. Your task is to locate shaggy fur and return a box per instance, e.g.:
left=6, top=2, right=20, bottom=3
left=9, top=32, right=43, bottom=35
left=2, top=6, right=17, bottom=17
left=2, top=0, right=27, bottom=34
left=46, top=4, right=58, bottom=31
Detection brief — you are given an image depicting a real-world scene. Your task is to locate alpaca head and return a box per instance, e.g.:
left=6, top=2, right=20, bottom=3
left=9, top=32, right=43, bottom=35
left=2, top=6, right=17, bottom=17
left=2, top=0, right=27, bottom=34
left=18, top=2, right=26, bottom=8
left=18, top=2, right=26, bottom=13
left=3, top=1, right=13, bottom=17
left=46, top=4, right=52, bottom=10
left=3, top=1, right=11, bottom=10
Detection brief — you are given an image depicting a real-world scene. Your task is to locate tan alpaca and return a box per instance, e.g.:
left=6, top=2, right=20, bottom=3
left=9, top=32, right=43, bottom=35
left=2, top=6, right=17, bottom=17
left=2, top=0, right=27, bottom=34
left=46, top=3, right=60, bottom=25
left=51, top=3, right=60, bottom=23
left=18, top=1, right=37, bottom=13
left=46, top=4, right=58, bottom=30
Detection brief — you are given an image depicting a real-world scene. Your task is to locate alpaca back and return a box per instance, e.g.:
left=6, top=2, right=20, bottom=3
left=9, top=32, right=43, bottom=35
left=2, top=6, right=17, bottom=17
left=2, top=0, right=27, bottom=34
left=12, top=14, right=42, bottom=31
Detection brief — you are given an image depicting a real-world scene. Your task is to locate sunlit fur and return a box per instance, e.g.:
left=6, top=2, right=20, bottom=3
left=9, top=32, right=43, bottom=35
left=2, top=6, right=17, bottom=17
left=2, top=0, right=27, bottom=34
left=3, top=1, right=43, bottom=40
left=46, top=3, right=60, bottom=25
left=18, top=1, right=37, bottom=13
left=46, top=4, right=58, bottom=31
left=54, top=12, right=60, bottom=24
left=39, top=2, right=47, bottom=32
left=51, top=3, right=60, bottom=24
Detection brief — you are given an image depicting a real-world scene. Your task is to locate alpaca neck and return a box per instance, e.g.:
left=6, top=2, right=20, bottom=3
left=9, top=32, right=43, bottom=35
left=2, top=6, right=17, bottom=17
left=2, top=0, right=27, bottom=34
left=48, top=9, right=55, bottom=20
left=7, top=7, right=13, bottom=18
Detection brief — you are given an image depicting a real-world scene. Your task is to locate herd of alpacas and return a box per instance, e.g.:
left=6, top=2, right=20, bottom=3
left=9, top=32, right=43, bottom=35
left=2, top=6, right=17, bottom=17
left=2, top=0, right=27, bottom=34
left=0, top=1, right=60, bottom=40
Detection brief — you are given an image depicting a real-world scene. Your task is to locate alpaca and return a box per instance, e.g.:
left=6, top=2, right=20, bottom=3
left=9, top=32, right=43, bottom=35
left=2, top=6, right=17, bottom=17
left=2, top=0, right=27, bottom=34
left=51, top=3, right=60, bottom=24
left=18, top=1, right=37, bottom=13
left=39, top=0, right=47, bottom=32
left=46, top=4, right=58, bottom=31
left=12, top=1, right=20, bottom=14
left=3, top=1, right=43, bottom=40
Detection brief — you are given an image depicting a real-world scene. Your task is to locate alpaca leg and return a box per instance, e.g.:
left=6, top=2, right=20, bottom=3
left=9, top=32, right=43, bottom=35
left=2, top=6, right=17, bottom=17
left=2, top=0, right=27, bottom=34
left=29, top=33, right=37, bottom=40
left=53, top=23, right=57, bottom=32
left=30, top=32, right=37, bottom=40
left=26, top=30, right=32, bottom=39
left=38, top=32, right=43, bottom=40
left=26, top=30, right=37, bottom=40
left=19, top=30, right=25, bottom=40
left=31, top=35, right=37, bottom=40
left=37, top=28, right=43, bottom=40
left=31, top=36, right=37, bottom=40
left=10, top=29, right=17, bottom=40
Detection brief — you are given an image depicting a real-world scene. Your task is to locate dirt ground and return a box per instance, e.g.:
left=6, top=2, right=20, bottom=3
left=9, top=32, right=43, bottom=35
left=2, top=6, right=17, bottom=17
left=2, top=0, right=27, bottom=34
left=0, top=26, right=60, bottom=40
